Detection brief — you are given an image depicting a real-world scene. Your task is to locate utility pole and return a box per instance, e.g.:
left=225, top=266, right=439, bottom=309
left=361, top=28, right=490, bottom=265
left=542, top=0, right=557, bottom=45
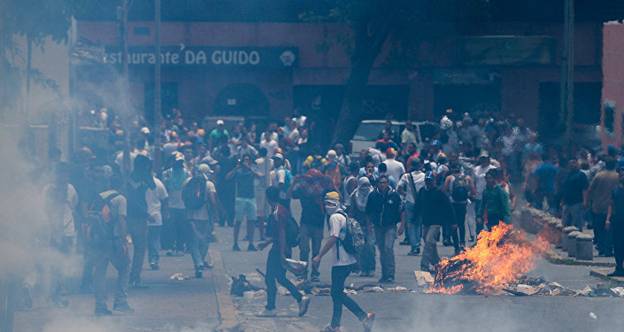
left=561, top=0, right=575, bottom=153
left=154, top=0, right=162, bottom=171
left=118, top=0, right=131, bottom=179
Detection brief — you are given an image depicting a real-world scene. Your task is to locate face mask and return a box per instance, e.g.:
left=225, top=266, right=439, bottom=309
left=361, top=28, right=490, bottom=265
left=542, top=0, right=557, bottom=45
left=324, top=200, right=340, bottom=214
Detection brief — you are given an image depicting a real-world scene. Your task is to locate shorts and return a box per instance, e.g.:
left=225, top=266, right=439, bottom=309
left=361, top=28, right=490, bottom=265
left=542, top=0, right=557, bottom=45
left=235, top=197, right=257, bottom=221
left=255, top=186, right=270, bottom=217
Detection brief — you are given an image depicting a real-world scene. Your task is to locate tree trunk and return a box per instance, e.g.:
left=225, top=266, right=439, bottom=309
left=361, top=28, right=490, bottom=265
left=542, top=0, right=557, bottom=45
left=331, top=20, right=390, bottom=146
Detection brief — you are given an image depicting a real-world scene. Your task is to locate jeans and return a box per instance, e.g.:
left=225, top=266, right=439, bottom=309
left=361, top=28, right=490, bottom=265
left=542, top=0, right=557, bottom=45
left=374, top=225, right=396, bottom=279
left=190, top=220, right=212, bottom=269
left=613, top=226, right=624, bottom=271
left=562, top=203, right=584, bottom=230
left=147, top=226, right=161, bottom=265
left=128, top=218, right=147, bottom=284
left=163, top=208, right=187, bottom=252
left=265, top=248, right=302, bottom=310
left=299, top=223, right=324, bottom=279
left=405, top=202, right=421, bottom=251
left=50, top=236, right=74, bottom=300
left=330, top=264, right=367, bottom=328
left=358, top=225, right=376, bottom=274
left=421, top=225, right=441, bottom=269
left=93, top=240, right=130, bottom=310
left=452, top=203, right=467, bottom=246
left=465, top=200, right=477, bottom=241
left=593, top=212, right=613, bottom=255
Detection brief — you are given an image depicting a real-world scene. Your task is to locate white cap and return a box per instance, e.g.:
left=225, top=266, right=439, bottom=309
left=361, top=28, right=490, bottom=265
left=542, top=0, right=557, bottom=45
left=216, top=120, right=225, bottom=125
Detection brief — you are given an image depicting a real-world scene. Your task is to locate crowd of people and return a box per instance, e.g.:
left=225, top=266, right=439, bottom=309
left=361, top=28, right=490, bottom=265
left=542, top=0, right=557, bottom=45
left=36, top=107, right=624, bottom=331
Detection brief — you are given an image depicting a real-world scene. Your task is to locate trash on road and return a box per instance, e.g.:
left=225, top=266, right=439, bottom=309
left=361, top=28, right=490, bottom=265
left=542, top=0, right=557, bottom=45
left=170, top=273, right=191, bottom=281
left=414, top=271, right=434, bottom=287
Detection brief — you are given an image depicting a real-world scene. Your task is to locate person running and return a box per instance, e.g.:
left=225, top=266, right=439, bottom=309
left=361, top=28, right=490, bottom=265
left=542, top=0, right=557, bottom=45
left=257, top=187, right=311, bottom=317
left=227, top=154, right=261, bottom=251
left=314, top=191, right=375, bottom=332
left=366, top=175, right=402, bottom=283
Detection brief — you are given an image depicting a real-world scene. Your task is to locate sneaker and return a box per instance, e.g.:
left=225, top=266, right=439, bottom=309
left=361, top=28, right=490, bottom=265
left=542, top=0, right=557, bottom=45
left=383, top=277, right=395, bottom=284
left=362, top=312, right=376, bottom=332
left=257, top=309, right=276, bottom=317
left=166, top=251, right=174, bottom=257
left=320, top=325, right=341, bottom=332
left=95, top=307, right=113, bottom=316
left=203, top=260, right=214, bottom=269
left=195, top=270, right=203, bottom=279
left=113, top=303, right=135, bottom=313
left=399, top=239, right=410, bottom=246
left=378, top=277, right=388, bottom=283
left=233, top=243, right=241, bottom=252
left=150, top=263, right=159, bottom=271
left=407, top=249, right=420, bottom=256
left=247, top=244, right=257, bottom=252
left=298, top=295, right=311, bottom=317
left=310, top=276, right=320, bottom=283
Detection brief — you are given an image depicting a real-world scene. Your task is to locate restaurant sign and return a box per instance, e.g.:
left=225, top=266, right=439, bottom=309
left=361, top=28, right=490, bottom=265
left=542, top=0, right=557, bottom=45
left=103, top=46, right=298, bottom=68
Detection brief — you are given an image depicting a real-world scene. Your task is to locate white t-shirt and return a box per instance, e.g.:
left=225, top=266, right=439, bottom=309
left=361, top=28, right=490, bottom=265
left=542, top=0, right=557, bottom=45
left=260, top=140, right=279, bottom=157
left=474, top=164, right=496, bottom=199
left=43, top=183, right=79, bottom=237
left=146, top=178, right=169, bottom=226
left=329, top=213, right=357, bottom=267
left=383, top=158, right=406, bottom=184
left=398, top=171, right=425, bottom=204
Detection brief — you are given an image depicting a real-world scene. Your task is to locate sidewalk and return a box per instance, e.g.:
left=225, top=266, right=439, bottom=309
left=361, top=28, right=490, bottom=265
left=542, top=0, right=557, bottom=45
left=13, top=250, right=220, bottom=332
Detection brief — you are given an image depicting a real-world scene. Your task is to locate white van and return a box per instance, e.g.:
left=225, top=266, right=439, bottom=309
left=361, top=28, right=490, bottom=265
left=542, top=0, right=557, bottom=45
left=349, top=120, right=438, bottom=154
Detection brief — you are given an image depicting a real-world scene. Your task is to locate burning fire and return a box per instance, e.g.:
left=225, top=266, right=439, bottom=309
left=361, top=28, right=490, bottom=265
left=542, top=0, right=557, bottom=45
left=428, top=223, right=549, bottom=295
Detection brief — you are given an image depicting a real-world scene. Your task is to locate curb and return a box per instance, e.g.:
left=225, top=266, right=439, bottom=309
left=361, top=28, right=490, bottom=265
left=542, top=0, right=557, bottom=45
left=211, top=249, right=243, bottom=332
left=543, top=250, right=616, bottom=267
left=589, top=268, right=624, bottom=285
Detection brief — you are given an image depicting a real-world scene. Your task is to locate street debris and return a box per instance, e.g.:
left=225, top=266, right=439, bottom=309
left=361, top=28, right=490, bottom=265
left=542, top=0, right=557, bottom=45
left=414, top=271, right=434, bottom=287
left=243, top=290, right=266, bottom=300
left=589, top=312, right=598, bottom=320
left=169, top=273, right=191, bottom=281
left=231, top=274, right=262, bottom=297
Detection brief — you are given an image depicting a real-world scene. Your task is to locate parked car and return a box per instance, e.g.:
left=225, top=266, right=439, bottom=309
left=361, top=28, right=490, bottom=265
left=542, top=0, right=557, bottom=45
left=350, top=120, right=439, bottom=155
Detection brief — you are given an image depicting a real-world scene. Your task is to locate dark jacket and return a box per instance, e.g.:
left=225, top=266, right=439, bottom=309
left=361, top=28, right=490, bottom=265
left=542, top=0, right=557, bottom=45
left=365, top=188, right=403, bottom=228
left=416, top=186, right=455, bottom=226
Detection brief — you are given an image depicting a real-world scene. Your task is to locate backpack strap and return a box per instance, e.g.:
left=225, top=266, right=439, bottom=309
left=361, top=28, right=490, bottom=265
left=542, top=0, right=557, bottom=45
left=408, top=172, right=418, bottom=202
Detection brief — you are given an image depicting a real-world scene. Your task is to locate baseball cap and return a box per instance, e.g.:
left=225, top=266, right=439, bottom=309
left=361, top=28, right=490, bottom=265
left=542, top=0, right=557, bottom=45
left=272, top=153, right=284, bottom=160
left=216, top=119, right=224, bottom=125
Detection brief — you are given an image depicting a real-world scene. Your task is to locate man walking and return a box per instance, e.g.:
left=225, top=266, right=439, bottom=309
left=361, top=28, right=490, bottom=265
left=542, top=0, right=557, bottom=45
left=418, top=172, right=455, bottom=272
left=228, top=154, right=261, bottom=252
left=366, top=175, right=402, bottom=283
left=146, top=174, right=168, bottom=270
left=481, top=169, right=511, bottom=230
left=89, top=166, right=133, bottom=316
left=397, top=158, right=425, bottom=256
left=444, top=163, right=475, bottom=251
left=561, top=160, right=588, bottom=230
left=313, top=191, right=375, bottom=332
left=587, top=158, right=619, bottom=256
left=257, top=187, right=310, bottom=317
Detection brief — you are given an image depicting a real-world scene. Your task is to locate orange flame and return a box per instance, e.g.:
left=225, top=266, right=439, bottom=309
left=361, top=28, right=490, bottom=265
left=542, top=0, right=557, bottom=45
left=428, top=222, right=549, bottom=295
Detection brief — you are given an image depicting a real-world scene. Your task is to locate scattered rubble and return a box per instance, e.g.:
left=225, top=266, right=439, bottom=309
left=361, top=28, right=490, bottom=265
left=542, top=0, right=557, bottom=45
left=169, top=273, right=191, bottom=281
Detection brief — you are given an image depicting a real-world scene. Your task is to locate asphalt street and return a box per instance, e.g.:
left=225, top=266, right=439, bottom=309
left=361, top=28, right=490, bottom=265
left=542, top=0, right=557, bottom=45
left=12, top=201, right=624, bottom=332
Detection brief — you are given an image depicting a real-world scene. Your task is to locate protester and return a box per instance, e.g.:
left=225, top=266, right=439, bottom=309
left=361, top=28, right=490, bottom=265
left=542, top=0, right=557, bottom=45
left=162, top=154, right=191, bottom=256
left=257, top=187, right=311, bottom=317
left=481, top=168, right=511, bottom=230
left=146, top=174, right=168, bottom=270
left=254, top=148, right=272, bottom=241
left=606, top=168, right=624, bottom=276
left=444, top=163, right=475, bottom=250
left=366, top=175, right=402, bottom=283
left=418, top=172, right=455, bottom=271
left=587, top=158, right=619, bottom=257
left=183, top=164, right=217, bottom=278
left=397, top=158, right=425, bottom=255
left=90, top=167, right=133, bottom=316
left=228, top=154, right=261, bottom=252
left=346, top=177, right=376, bottom=276
left=560, top=160, right=588, bottom=230
left=313, top=191, right=375, bottom=332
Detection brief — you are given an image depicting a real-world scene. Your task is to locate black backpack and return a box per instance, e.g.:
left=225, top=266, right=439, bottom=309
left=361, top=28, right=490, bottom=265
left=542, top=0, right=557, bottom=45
left=182, top=176, right=207, bottom=210
left=87, top=191, right=120, bottom=247
left=451, top=175, right=470, bottom=203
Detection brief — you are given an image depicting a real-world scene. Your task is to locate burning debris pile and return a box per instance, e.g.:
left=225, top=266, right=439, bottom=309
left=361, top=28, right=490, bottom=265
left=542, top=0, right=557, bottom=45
left=427, top=223, right=550, bottom=295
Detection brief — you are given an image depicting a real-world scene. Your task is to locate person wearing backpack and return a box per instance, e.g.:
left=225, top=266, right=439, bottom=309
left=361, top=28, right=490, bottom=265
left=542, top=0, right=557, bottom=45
left=365, top=175, right=403, bottom=283
left=444, top=163, right=475, bottom=251
left=313, top=191, right=375, bottom=332
left=397, top=158, right=425, bottom=256
left=269, top=153, right=292, bottom=207
left=89, top=166, right=134, bottom=316
left=256, top=187, right=310, bottom=318
left=183, top=164, right=218, bottom=278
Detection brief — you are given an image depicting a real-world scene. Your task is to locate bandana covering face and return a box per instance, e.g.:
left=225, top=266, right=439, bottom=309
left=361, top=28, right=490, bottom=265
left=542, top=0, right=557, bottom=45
left=353, top=177, right=373, bottom=211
